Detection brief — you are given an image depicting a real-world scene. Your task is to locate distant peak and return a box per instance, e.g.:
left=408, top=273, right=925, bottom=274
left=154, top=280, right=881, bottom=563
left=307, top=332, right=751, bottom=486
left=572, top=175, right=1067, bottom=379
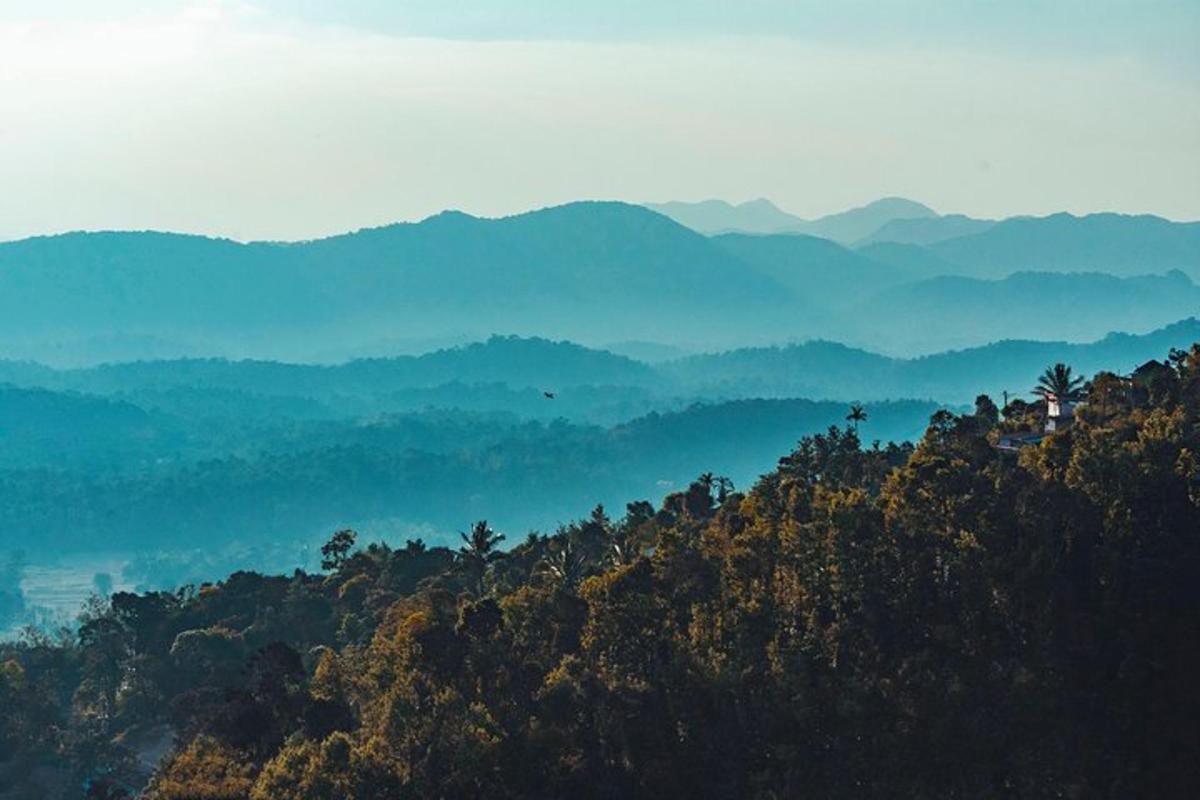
left=644, top=197, right=805, bottom=235
left=420, top=209, right=479, bottom=224
left=649, top=197, right=789, bottom=213
left=507, top=200, right=668, bottom=223
left=739, top=198, right=787, bottom=212
left=859, top=197, right=938, bottom=217
left=645, top=198, right=735, bottom=211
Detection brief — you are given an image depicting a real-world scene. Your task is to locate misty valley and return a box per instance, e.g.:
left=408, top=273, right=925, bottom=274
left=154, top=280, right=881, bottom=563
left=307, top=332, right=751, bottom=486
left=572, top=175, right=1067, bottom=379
left=1, top=201, right=1197, bottom=634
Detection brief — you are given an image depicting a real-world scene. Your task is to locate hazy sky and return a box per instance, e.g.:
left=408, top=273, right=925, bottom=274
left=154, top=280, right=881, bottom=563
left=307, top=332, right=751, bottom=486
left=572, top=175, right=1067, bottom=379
left=0, top=0, right=1197, bottom=241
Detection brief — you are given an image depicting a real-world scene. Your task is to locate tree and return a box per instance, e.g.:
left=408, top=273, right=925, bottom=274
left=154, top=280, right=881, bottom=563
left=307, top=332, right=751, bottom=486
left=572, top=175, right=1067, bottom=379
left=144, top=736, right=255, bottom=800
left=1086, top=371, right=1128, bottom=417
left=604, top=503, right=655, bottom=567
left=457, top=520, right=505, bottom=595
left=973, top=394, right=1000, bottom=424
left=533, top=536, right=587, bottom=591
left=1033, top=363, right=1084, bottom=401
left=846, top=403, right=868, bottom=433
left=321, top=529, right=357, bottom=572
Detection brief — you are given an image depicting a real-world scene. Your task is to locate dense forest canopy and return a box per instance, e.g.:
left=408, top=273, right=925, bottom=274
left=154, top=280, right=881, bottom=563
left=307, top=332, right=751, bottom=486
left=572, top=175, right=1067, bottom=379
left=2, top=345, right=1196, bottom=798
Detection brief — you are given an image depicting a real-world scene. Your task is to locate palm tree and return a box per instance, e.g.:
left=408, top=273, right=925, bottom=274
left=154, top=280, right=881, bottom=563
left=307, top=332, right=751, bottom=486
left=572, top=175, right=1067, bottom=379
left=605, top=524, right=639, bottom=568
left=846, top=403, right=868, bottom=433
left=457, top=520, right=505, bottom=595
left=533, top=536, right=587, bottom=590
left=1033, top=363, right=1085, bottom=401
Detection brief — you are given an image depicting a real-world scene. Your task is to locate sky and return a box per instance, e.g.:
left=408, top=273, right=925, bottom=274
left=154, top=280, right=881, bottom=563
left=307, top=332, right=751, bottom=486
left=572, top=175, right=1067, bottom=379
left=0, top=0, right=1197, bottom=241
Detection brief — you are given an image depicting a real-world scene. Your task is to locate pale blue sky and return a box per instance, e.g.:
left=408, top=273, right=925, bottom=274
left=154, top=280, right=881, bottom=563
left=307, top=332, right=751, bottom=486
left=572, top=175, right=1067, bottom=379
left=6, top=1, right=1198, bottom=53
left=0, top=1, right=1197, bottom=240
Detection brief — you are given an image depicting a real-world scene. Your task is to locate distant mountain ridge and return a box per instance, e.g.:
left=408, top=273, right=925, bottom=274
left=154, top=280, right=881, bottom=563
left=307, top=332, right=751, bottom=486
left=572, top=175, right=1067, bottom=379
left=789, top=197, right=937, bottom=243
left=647, top=196, right=937, bottom=242
left=0, top=202, right=802, bottom=365
left=711, top=233, right=935, bottom=304
left=840, top=270, right=1200, bottom=354
left=0, top=320, right=1195, bottom=558
left=855, top=213, right=997, bottom=246
left=927, top=212, right=1200, bottom=278
left=3, top=320, right=1195, bottom=411
left=642, top=198, right=804, bottom=234
left=0, top=335, right=658, bottom=399
left=662, top=317, right=1200, bottom=403
left=648, top=200, right=1200, bottom=282
left=3, top=200, right=1197, bottom=365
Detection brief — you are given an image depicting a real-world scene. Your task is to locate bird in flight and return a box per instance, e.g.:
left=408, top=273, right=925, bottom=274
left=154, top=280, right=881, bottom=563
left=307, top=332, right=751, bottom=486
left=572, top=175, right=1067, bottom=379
left=543, top=391, right=556, bottom=399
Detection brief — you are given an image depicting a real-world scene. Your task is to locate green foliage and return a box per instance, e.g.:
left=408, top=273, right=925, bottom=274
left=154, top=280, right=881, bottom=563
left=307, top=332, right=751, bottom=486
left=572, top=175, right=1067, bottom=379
left=1035, top=361, right=1086, bottom=399
left=320, top=530, right=357, bottom=572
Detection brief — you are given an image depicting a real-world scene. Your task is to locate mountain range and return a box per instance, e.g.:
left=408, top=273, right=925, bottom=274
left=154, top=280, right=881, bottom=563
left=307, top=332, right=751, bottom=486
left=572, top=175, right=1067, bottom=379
left=641, top=198, right=807, bottom=235
left=1, top=200, right=1197, bottom=365
left=0, top=203, right=797, bottom=364
left=648, top=197, right=1200, bottom=279
left=841, top=270, right=1200, bottom=353
left=645, top=196, right=938, bottom=242
left=924, top=212, right=1200, bottom=278
left=1, top=317, right=1194, bottom=563
left=3, top=320, right=1195, bottom=417
left=856, top=213, right=997, bottom=245
left=658, top=318, right=1200, bottom=402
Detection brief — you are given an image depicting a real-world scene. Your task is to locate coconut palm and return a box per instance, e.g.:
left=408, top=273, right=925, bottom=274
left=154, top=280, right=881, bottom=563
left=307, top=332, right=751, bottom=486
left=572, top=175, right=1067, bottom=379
left=533, top=536, right=588, bottom=590
left=605, top=524, right=639, bottom=567
left=457, top=520, right=505, bottom=595
left=846, top=403, right=868, bottom=433
left=1033, top=363, right=1085, bottom=401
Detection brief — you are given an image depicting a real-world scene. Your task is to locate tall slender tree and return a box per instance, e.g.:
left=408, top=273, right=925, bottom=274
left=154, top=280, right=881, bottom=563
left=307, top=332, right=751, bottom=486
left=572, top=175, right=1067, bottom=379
left=457, top=520, right=505, bottom=595
left=533, top=536, right=587, bottom=590
left=846, top=403, right=868, bottom=433
left=1034, top=363, right=1085, bottom=400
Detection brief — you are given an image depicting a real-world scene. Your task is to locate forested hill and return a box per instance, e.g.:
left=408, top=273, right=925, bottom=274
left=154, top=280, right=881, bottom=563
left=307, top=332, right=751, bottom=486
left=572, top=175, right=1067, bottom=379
left=2, top=321, right=1197, bottom=413
left=661, top=318, right=1200, bottom=401
left=2, top=344, right=1197, bottom=798
left=0, top=336, right=657, bottom=400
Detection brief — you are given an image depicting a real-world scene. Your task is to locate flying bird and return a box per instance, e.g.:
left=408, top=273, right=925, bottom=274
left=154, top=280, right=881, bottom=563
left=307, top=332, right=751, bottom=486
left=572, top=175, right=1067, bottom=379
left=543, top=391, right=556, bottom=399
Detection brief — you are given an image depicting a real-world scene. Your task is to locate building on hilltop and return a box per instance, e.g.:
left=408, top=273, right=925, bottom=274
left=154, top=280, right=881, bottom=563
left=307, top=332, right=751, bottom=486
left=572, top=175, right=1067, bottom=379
left=995, top=430, right=1047, bottom=452
left=996, top=392, right=1083, bottom=452
left=1044, top=392, right=1078, bottom=433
